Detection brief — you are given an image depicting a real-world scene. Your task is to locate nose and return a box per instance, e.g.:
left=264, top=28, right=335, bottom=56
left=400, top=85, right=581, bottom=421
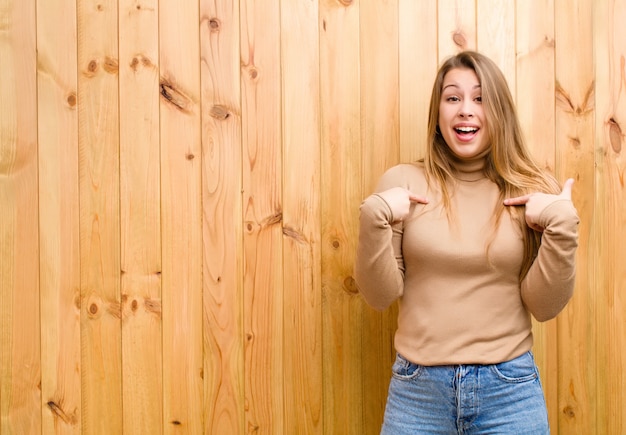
left=458, top=101, right=474, bottom=117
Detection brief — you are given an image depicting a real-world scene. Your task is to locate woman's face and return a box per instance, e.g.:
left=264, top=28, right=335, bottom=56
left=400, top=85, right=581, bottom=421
left=438, top=67, right=490, bottom=160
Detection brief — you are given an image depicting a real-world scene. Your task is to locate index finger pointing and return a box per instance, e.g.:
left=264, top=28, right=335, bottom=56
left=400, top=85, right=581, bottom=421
left=408, top=193, right=429, bottom=204
left=503, top=194, right=531, bottom=206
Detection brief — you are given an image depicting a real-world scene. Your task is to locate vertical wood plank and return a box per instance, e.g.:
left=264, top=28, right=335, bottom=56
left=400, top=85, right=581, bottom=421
left=37, top=0, right=81, bottom=432
left=119, top=0, right=162, bottom=433
left=240, top=1, right=284, bottom=433
left=359, top=1, right=399, bottom=433
left=437, top=0, right=476, bottom=59
left=594, top=0, right=626, bottom=433
left=516, top=0, right=556, bottom=173
left=515, top=0, right=559, bottom=430
left=399, top=0, right=438, bottom=162
left=281, top=0, right=322, bottom=433
left=0, top=0, right=41, bottom=433
left=554, top=0, right=596, bottom=431
left=76, top=0, right=122, bottom=433
left=360, top=0, right=399, bottom=182
left=159, top=0, right=204, bottom=432
left=476, top=0, right=516, bottom=93
left=200, top=0, right=245, bottom=433
left=319, top=0, right=363, bottom=433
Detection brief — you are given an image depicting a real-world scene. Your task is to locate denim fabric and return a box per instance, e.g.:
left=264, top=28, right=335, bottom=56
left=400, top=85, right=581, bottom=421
left=381, top=351, right=549, bottom=434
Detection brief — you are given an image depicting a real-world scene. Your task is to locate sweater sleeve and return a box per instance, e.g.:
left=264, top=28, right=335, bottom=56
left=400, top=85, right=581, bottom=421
left=354, top=192, right=405, bottom=311
left=521, top=199, right=579, bottom=321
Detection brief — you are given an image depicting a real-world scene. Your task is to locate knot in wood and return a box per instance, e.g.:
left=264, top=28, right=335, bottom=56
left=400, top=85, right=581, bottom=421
left=66, top=93, right=77, bottom=107
left=343, top=276, right=358, bottom=294
left=209, top=18, right=220, bottom=32
left=248, top=67, right=259, bottom=80
left=562, top=405, right=575, bottom=419
left=452, top=31, right=467, bottom=48
left=160, top=81, right=193, bottom=113
left=608, top=117, right=623, bottom=153
left=87, top=60, right=98, bottom=73
left=103, top=56, right=119, bottom=74
left=209, top=105, right=230, bottom=120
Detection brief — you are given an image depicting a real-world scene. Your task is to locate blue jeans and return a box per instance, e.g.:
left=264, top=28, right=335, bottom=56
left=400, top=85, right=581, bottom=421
left=381, top=351, right=549, bottom=434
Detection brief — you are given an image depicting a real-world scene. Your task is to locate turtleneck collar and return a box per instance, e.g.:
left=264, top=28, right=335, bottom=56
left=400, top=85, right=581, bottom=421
left=448, top=148, right=490, bottom=182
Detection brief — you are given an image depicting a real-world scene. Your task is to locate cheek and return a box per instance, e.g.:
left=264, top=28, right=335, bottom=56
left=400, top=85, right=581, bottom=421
left=439, top=125, right=455, bottom=148
left=476, top=108, right=488, bottom=134
left=437, top=107, right=449, bottom=128
left=477, top=106, right=487, bottom=124
left=479, top=115, right=489, bottom=141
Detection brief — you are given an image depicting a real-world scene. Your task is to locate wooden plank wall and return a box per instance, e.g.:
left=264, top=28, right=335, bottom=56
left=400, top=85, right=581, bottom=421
left=1, top=0, right=624, bottom=434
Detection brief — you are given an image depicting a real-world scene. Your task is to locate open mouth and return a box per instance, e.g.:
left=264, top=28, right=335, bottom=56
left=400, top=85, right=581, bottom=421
left=454, top=126, right=479, bottom=136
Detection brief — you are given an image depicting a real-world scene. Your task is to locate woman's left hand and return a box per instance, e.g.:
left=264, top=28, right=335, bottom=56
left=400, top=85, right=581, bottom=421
left=503, top=178, right=575, bottom=232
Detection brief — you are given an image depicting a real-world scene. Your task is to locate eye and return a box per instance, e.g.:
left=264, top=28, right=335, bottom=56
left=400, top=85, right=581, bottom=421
left=474, top=96, right=482, bottom=103
left=445, top=95, right=460, bottom=102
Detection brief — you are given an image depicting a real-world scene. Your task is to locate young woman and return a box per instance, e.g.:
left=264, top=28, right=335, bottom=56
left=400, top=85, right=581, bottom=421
left=354, top=51, right=579, bottom=434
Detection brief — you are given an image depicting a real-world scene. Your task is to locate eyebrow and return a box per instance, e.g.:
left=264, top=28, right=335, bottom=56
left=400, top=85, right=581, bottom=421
left=442, top=83, right=481, bottom=91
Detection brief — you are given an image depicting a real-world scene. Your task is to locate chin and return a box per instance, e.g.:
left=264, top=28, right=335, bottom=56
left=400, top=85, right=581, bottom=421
left=451, top=148, right=484, bottom=160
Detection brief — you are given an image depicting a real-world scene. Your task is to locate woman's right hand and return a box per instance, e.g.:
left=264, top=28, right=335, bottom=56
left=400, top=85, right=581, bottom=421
left=376, top=187, right=429, bottom=223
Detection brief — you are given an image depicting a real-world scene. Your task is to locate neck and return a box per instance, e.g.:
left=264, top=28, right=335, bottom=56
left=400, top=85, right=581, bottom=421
left=448, top=150, right=489, bottom=182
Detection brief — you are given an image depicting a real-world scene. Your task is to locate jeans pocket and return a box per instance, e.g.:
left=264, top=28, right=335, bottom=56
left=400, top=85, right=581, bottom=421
left=490, top=351, right=538, bottom=383
left=391, top=353, right=423, bottom=381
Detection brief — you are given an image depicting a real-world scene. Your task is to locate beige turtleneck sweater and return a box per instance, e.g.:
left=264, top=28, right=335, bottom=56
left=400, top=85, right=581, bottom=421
left=354, top=160, right=579, bottom=365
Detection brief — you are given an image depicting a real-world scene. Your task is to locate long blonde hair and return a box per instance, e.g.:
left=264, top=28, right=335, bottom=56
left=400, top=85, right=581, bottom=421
left=424, top=51, right=560, bottom=279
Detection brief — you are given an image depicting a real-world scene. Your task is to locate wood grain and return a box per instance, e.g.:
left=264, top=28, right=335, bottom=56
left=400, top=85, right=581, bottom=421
left=594, top=0, right=626, bottom=433
left=515, top=0, right=559, bottom=429
left=200, top=0, right=245, bottom=433
left=281, top=0, right=323, bottom=432
left=516, top=0, right=556, bottom=173
left=159, top=0, right=204, bottom=432
left=477, top=0, right=516, bottom=93
left=360, top=1, right=400, bottom=433
left=0, top=2, right=624, bottom=433
left=0, top=0, right=41, bottom=433
left=37, top=0, right=81, bottom=432
left=240, top=1, right=285, bottom=433
left=399, top=0, right=438, bottom=162
left=320, top=0, right=364, bottom=433
left=555, top=0, right=596, bottom=431
left=119, top=0, right=163, bottom=433
left=438, top=0, right=477, bottom=59
left=77, top=0, right=123, bottom=432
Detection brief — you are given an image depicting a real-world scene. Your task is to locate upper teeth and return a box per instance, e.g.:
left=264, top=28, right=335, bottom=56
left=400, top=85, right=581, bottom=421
left=456, top=127, right=477, bottom=132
